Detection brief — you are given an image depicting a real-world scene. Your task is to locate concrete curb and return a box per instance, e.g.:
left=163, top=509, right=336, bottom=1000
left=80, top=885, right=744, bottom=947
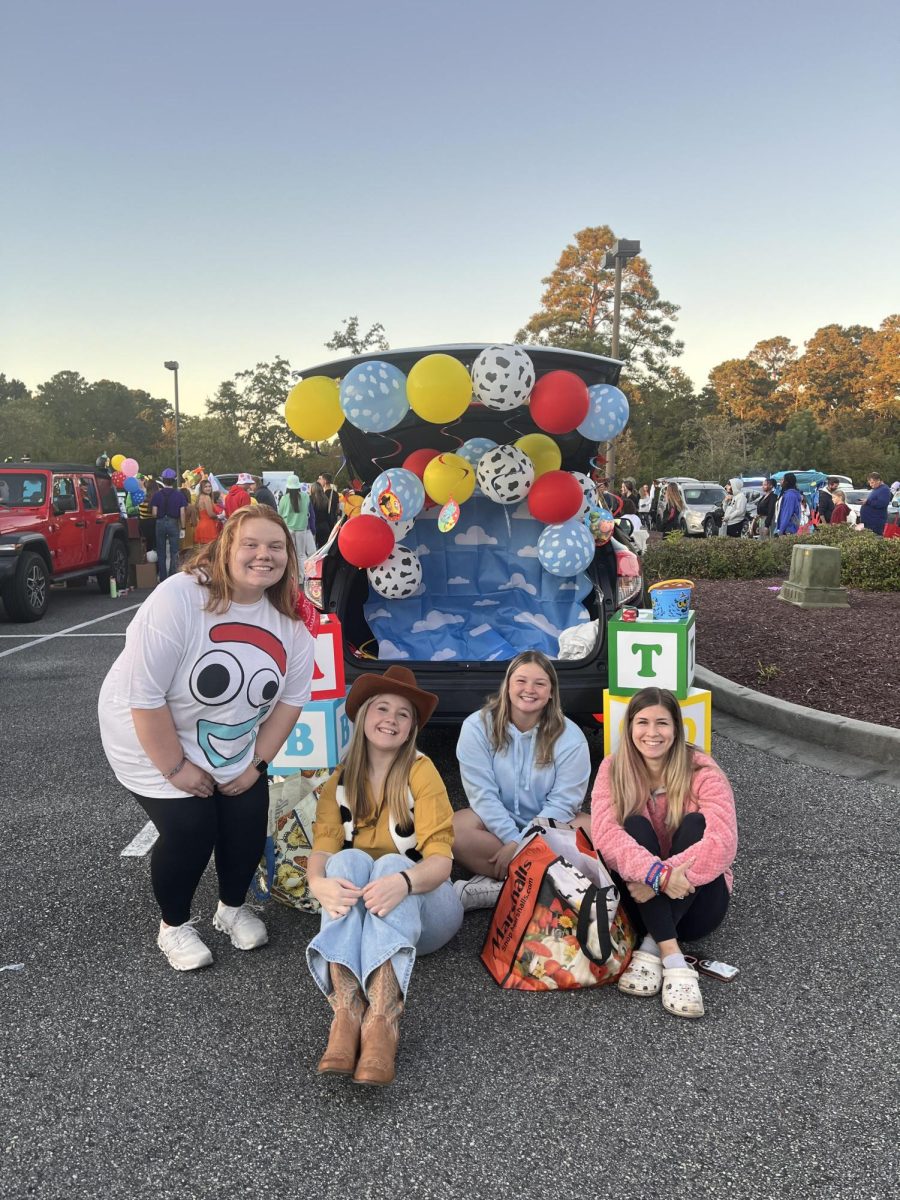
left=695, top=664, right=900, bottom=769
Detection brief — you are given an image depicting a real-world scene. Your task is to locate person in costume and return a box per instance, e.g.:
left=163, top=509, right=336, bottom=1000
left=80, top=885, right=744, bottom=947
left=305, top=666, right=462, bottom=1086
left=99, top=506, right=315, bottom=971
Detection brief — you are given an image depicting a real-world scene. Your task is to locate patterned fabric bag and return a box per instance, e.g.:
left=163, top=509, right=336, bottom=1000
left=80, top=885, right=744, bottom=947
left=481, top=820, right=634, bottom=990
left=251, top=770, right=330, bottom=913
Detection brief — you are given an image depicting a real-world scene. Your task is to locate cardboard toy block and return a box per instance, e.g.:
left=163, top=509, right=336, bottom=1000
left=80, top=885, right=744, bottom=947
left=608, top=609, right=696, bottom=699
left=310, top=614, right=346, bottom=700
left=270, top=692, right=351, bottom=774
left=603, top=686, right=712, bottom=757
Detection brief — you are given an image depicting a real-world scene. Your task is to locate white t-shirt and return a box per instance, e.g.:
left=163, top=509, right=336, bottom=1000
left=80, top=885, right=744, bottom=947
left=99, top=573, right=315, bottom=798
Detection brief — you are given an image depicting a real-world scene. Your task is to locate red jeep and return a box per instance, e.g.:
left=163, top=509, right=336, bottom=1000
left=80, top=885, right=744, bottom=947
left=0, top=462, right=130, bottom=622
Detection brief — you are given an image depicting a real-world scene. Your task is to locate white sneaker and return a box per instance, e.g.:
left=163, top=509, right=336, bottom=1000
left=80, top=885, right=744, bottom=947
left=212, top=903, right=268, bottom=950
left=453, top=874, right=503, bottom=912
left=157, top=919, right=213, bottom=971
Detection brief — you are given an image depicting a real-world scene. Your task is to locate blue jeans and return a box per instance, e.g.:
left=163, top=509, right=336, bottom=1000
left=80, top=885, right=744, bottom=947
left=306, top=849, right=463, bottom=1000
left=156, top=517, right=181, bottom=581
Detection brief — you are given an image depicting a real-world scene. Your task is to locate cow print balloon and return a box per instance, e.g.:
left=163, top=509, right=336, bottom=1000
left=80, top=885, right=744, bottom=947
left=475, top=444, right=535, bottom=505
left=367, top=543, right=423, bottom=600
left=471, top=345, right=535, bottom=412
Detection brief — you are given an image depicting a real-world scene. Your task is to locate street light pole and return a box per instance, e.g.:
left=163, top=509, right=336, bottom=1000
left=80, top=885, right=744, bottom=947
left=164, top=361, right=180, bottom=482
left=600, top=239, right=640, bottom=485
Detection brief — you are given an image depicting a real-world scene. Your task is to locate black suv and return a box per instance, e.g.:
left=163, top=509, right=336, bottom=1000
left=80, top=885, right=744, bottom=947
left=299, top=345, right=644, bottom=726
left=0, top=463, right=129, bottom=621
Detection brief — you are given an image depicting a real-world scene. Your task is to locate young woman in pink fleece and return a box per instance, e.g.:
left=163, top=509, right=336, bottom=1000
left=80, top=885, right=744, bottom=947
left=591, top=687, right=737, bottom=1018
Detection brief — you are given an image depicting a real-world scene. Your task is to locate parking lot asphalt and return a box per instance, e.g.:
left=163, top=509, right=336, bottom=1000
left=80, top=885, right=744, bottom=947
left=1, top=589, right=897, bottom=1200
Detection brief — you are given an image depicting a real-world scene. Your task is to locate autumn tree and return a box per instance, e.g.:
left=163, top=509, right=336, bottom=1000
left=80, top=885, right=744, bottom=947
left=709, top=336, right=797, bottom=428
left=515, top=225, right=683, bottom=383
left=325, top=316, right=390, bottom=356
left=860, top=315, right=900, bottom=422
left=782, top=324, right=872, bottom=428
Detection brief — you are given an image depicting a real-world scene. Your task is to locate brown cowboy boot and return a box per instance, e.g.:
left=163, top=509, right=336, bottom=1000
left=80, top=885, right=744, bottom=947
left=353, top=961, right=404, bottom=1087
left=316, top=963, right=367, bottom=1075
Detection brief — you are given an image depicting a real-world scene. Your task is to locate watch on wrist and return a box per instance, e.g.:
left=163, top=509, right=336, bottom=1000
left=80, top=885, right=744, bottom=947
left=252, top=753, right=268, bottom=775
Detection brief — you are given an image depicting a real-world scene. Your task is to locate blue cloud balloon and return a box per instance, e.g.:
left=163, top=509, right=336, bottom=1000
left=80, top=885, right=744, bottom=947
left=371, top=467, right=426, bottom=521
left=340, top=361, right=409, bottom=434
left=537, top=519, right=595, bottom=577
left=578, top=384, right=630, bottom=440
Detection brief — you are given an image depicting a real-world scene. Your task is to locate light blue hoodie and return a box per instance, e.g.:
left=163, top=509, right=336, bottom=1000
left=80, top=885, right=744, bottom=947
left=456, top=711, right=591, bottom=843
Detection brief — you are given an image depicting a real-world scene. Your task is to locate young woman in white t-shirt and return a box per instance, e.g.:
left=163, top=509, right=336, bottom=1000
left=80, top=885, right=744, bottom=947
left=99, top=506, right=315, bottom=971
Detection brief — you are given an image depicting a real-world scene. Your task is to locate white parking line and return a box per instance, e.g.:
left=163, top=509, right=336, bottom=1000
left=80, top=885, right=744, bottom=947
left=121, top=821, right=159, bottom=857
left=0, top=605, right=141, bottom=657
left=0, top=632, right=128, bottom=638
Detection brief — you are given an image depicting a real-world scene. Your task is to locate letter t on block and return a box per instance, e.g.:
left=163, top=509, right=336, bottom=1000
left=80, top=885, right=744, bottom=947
left=631, top=642, right=663, bottom=678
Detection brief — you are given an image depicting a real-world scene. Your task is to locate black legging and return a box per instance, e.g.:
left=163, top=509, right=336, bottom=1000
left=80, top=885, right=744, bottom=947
left=616, top=812, right=730, bottom=945
left=133, top=775, right=269, bottom=926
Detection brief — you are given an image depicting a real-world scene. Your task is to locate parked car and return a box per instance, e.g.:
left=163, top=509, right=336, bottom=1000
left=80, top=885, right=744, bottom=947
left=297, top=344, right=644, bottom=726
left=842, top=488, right=870, bottom=525
left=0, top=463, right=129, bottom=621
left=653, top=478, right=728, bottom=537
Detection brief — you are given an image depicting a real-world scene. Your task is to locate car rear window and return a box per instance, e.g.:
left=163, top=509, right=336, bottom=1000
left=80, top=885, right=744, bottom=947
left=0, top=473, right=47, bottom=507
left=683, top=487, right=724, bottom=504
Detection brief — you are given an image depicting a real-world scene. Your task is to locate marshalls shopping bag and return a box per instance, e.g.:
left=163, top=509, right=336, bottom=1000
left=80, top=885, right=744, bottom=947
left=251, top=770, right=329, bottom=913
left=481, top=820, right=634, bottom=990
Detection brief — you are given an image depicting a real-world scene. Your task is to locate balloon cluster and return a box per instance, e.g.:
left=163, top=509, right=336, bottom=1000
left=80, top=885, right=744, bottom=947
left=284, top=345, right=631, bottom=588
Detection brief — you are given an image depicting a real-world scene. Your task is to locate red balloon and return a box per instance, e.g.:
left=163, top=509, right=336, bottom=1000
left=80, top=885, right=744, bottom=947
left=527, top=471, right=585, bottom=524
left=529, top=371, right=589, bottom=435
left=403, top=448, right=440, bottom=480
left=111, top=470, right=125, bottom=488
left=338, top=514, right=395, bottom=568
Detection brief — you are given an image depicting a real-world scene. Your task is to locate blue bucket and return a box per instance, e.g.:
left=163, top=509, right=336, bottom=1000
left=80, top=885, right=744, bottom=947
left=648, top=578, right=694, bottom=621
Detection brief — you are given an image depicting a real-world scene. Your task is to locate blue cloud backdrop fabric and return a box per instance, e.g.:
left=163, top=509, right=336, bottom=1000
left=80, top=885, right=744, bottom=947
left=364, top=495, right=591, bottom=662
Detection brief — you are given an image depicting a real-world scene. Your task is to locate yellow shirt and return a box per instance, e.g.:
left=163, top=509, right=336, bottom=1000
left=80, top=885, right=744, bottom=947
left=312, top=755, right=454, bottom=860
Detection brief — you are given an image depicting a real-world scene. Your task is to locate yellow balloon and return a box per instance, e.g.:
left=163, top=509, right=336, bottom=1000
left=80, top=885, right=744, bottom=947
left=423, top=453, right=476, bottom=506
left=407, top=354, right=472, bottom=424
left=284, top=376, right=343, bottom=441
left=514, top=433, right=562, bottom=478
left=110, top=454, right=125, bottom=471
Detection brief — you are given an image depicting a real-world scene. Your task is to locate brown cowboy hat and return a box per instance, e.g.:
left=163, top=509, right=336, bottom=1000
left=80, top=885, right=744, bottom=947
left=345, top=666, right=439, bottom=727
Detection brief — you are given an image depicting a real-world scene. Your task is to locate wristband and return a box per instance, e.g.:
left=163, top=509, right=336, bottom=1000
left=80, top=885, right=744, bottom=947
left=400, top=871, right=413, bottom=895
left=162, top=756, right=187, bottom=780
left=645, top=861, right=664, bottom=889
left=658, top=865, right=672, bottom=894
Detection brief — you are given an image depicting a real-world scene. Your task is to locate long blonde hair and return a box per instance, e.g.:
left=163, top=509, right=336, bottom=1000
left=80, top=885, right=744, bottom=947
left=185, top=504, right=301, bottom=618
left=610, top=688, right=696, bottom=831
left=481, top=651, right=566, bottom=767
left=665, top=482, right=685, bottom=513
left=339, top=695, right=419, bottom=831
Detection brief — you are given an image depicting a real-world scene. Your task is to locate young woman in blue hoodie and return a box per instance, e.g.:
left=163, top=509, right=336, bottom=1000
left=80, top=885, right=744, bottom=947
left=452, top=651, right=591, bottom=910
left=775, top=473, right=803, bottom=536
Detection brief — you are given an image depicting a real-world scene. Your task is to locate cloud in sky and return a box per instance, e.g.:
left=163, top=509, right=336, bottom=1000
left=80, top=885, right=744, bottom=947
left=415, top=544, right=431, bottom=556
left=514, top=612, right=561, bottom=637
left=378, top=639, right=409, bottom=660
left=454, top=525, right=498, bottom=546
left=498, top=573, right=537, bottom=596
left=470, top=623, right=491, bottom=637
left=473, top=598, right=499, bottom=606
left=411, top=610, right=465, bottom=633
left=431, top=648, right=457, bottom=661
left=517, top=545, right=539, bottom=558
left=368, top=607, right=392, bottom=620
left=447, top=575, right=469, bottom=584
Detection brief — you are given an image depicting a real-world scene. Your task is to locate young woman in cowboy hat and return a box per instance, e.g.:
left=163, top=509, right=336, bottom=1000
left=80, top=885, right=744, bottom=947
left=305, top=666, right=463, bottom=1087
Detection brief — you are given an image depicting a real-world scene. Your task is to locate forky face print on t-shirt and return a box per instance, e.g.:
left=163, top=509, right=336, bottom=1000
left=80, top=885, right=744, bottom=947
left=189, top=622, right=286, bottom=768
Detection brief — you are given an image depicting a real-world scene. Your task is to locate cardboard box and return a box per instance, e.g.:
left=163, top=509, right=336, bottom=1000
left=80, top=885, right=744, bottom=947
left=270, top=692, right=351, bottom=773
left=608, top=608, right=696, bottom=699
left=135, top=562, right=158, bottom=589
left=310, top=614, right=346, bottom=700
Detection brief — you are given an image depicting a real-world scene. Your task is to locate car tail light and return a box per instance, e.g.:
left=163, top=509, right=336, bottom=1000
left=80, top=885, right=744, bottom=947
left=616, top=574, right=643, bottom=608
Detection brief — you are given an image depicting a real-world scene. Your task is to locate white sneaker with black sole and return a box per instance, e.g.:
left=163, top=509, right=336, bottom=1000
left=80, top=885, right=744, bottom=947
left=157, top=918, right=213, bottom=971
left=212, top=903, right=268, bottom=950
left=453, top=874, right=503, bottom=912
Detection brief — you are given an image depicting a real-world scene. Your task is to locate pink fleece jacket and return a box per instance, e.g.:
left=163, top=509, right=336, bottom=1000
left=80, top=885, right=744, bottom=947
left=591, top=750, right=737, bottom=891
